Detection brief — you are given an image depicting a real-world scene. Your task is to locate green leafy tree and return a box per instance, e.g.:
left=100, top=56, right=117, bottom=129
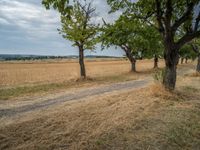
left=101, top=15, right=159, bottom=72
left=139, top=25, right=163, bottom=68
left=179, top=39, right=200, bottom=73
left=107, top=0, right=200, bottom=90
left=191, top=40, right=200, bottom=72
left=43, top=0, right=99, bottom=78
left=179, top=44, right=196, bottom=64
left=101, top=16, right=140, bottom=72
left=42, top=0, right=72, bottom=15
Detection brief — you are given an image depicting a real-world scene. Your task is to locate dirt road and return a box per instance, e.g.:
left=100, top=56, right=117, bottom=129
left=0, top=64, right=198, bottom=150
left=0, top=64, right=195, bottom=126
left=0, top=78, right=151, bottom=119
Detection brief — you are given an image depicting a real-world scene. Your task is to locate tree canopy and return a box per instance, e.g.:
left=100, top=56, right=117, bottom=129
left=43, top=0, right=99, bottom=78
left=107, top=0, right=200, bottom=49
left=107, top=0, right=200, bottom=90
left=42, top=0, right=72, bottom=15
left=101, top=15, right=148, bottom=71
left=59, top=1, right=99, bottom=50
left=101, top=14, right=163, bottom=69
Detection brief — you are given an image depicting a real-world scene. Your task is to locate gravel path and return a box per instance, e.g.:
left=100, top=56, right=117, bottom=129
left=0, top=79, right=150, bottom=118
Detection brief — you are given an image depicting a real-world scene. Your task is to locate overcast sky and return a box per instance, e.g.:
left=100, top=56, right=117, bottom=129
left=0, top=0, right=124, bottom=56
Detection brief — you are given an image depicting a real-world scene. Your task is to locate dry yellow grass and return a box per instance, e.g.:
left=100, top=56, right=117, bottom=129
left=0, top=87, right=156, bottom=149
left=0, top=59, right=164, bottom=87
left=1, top=60, right=199, bottom=149
left=0, top=74, right=199, bottom=150
left=187, top=72, right=200, bottom=77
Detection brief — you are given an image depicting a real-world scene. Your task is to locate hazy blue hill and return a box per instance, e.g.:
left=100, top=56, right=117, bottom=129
left=0, top=54, right=77, bottom=60
left=0, top=54, right=122, bottom=61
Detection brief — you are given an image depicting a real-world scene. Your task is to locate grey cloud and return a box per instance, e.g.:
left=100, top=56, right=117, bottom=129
left=0, top=0, right=60, bottom=39
left=0, top=0, right=124, bottom=56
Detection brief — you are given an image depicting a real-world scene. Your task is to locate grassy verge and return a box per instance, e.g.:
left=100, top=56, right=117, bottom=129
left=0, top=73, right=137, bottom=100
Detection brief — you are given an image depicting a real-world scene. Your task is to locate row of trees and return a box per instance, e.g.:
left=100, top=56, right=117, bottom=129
left=42, top=0, right=200, bottom=90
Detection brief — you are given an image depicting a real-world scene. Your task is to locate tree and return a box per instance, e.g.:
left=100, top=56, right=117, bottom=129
left=42, top=0, right=71, bottom=15
left=101, top=16, right=139, bottom=72
left=107, top=0, right=200, bottom=90
left=191, top=40, right=200, bottom=72
left=179, top=39, right=200, bottom=72
left=179, top=44, right=196, bottom=64
left=101, top=15, right=159, bottom=72
left=43, top=0, right=99, bottom=78
left=139, top=25, right=163, bottom=69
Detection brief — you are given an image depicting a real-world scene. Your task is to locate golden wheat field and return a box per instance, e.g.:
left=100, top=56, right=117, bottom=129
left=0, top=59, right=164, bottom=87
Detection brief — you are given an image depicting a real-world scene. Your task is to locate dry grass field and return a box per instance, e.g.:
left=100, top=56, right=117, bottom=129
left=0, top=59, right=166, bottom=100
left=0, top=59, right=164, bottom=87
left=0, top=71, right=199, bottom=150
left=0, top=59, right=199, bottom=149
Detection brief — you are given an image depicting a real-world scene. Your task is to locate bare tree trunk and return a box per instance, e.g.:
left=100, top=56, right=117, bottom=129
left=163, top=45, right=179, bottom=90
left=121, top=46, right=136, bottom=72
left=191, top=44, right=200, bottom=73
left=79, top=46, right=86, bottom=78
left=185, top=57, right=188, bottom=64
left=197, top=55, right=200, bottom=72
left=154, top=54, right=158, bottom=68
left=181, top=57, right=184, bottom=64
left=131, top=59, right=136, bottom=72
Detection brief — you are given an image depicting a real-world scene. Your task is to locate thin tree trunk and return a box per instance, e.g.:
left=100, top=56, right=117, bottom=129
left=197, top=54, right=200, bottom=72
left=121, top=46, right=136, bottom=72
left=79, top=45, right=86, bottom=78
left=131, top=60, right=136, bottom=72
left=163, top=46, right=179, bottom=90
left=154, top=54, right=158, bottom=68
left=191, top=44, right=200, bottom=73
left=185, top=57, right=188, bottom=63
left=181, top=57, right=184, bottom=64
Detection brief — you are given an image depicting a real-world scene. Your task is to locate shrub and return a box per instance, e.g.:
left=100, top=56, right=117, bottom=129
left=153, top=68, right=165, bottom=83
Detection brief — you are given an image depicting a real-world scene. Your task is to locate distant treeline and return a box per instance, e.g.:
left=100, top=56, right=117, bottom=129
left=0, top=54, right=122, bottom=61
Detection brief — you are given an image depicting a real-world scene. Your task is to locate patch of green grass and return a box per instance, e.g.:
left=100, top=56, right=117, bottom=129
left=153, top=68, right=165, bottom=83
left=95, top=139, right=105, bottom=146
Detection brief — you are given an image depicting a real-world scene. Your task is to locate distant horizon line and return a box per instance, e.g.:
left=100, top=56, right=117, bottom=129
left=0, top=53, right=124, bottom=57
